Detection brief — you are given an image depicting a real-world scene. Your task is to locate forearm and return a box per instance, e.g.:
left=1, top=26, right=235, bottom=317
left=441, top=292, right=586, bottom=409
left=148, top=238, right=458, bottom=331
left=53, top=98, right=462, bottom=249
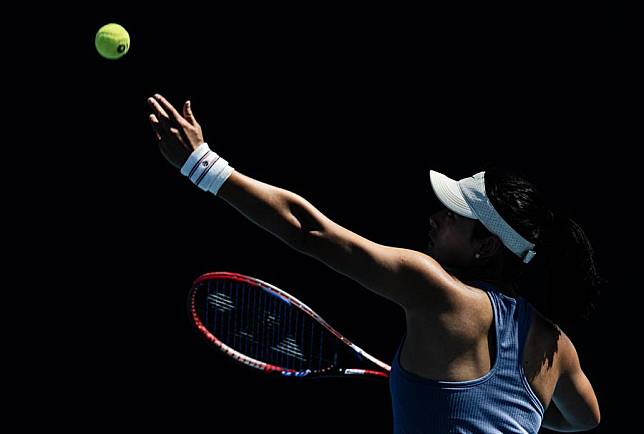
left=217, top=171, right=325, bottom=249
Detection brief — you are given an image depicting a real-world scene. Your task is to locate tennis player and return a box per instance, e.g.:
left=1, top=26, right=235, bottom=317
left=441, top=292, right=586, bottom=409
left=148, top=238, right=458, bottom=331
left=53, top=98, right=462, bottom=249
left=148, top=94, right=601, bottom=433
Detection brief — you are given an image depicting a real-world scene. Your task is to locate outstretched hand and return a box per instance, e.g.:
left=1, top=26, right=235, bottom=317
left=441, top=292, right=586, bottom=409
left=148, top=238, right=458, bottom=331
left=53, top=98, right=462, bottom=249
left=148, top=94, right=204, bottom=168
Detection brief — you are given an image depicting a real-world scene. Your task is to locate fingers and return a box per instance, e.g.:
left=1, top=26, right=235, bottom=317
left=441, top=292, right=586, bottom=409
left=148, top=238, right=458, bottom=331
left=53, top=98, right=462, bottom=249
left=148, top=96, right=182, bottom=138
left=147, top=97, right=170, bottom=120
left=153, top=94, right=186, bottom=125
left=149, top=114, right=162, bottom=141
left=183, top=100, right=196, bottom=125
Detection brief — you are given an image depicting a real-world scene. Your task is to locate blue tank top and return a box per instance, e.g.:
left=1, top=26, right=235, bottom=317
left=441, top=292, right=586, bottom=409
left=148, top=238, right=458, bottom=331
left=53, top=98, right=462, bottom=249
left=389, top=284, right=545, bottom=433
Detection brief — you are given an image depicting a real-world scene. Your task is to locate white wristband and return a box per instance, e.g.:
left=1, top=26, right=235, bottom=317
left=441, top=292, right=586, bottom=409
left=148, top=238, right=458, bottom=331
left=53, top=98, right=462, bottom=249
left=207, top=164, right=235, bottom=195
left=180, top=142, right=235, bottom=196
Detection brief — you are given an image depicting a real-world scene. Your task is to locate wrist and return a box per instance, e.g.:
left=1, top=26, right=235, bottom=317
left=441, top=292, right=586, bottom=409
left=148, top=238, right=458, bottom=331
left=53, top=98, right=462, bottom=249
left=180, top=143, right=235, bottom=195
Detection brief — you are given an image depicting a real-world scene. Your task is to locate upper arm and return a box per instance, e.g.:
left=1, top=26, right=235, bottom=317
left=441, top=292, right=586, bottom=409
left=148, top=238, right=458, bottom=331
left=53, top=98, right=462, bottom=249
left=552, top=333, right=601, bottom=429
left=293, top=210, right=461, bottom=310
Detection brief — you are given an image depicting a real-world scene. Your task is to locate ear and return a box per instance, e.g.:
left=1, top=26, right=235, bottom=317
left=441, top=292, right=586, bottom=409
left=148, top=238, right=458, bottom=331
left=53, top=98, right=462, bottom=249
left=477, top=235, right=502, bottom=259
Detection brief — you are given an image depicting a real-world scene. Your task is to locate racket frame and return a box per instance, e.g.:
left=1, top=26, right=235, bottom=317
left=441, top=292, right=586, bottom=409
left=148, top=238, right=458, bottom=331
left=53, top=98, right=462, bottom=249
left=189, top=271, right=390, bottom=378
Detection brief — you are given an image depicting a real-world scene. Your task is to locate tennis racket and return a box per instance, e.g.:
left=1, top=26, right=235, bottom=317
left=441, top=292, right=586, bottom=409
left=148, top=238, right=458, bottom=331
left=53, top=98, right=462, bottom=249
left=189, top=272, right=390, bottom=379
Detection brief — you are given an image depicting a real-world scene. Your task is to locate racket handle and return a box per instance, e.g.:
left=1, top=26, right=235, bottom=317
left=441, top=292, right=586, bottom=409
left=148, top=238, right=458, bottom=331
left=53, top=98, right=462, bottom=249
left=344, top=369, right=389, bottom=378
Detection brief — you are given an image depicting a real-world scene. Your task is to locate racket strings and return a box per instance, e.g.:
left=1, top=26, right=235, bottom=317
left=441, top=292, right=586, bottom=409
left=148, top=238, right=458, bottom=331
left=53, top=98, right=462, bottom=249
left=198, top=279, right=340, bottom=371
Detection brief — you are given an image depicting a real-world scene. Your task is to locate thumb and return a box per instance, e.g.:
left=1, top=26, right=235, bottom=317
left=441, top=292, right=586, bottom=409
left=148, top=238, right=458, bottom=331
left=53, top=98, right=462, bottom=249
left=183, top=100, right=196, bottom=124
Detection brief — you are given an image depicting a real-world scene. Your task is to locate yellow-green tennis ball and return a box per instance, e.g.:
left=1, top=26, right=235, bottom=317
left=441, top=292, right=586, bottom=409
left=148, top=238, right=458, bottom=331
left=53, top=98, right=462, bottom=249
left=95, top=23, right=130, bottom=60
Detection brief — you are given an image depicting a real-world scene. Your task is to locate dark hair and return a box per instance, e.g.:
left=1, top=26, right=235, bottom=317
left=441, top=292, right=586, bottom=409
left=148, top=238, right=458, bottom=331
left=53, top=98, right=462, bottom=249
left=471, top=167, right=604, bottom=328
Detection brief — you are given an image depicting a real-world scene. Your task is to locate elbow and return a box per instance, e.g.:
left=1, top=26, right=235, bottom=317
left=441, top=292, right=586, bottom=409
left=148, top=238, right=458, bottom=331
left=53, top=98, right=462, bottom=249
left=591, top=407, right=601, bottom=429
left=587, top=393, right=601, bottom=429
left=575, top=408, right=601, bottom=431
left=279, top=202, right=310, bottom=251
left=289, top=229, right=324, bottom=255
left=577, top=404, right=602, bottom=430
left=284, top=200, right=328, bottom=254
left=579, top=418, right=600, bottom=431
left=289, top=229, right=339, bottom=264
left=281, top=213, right=336, bottom=255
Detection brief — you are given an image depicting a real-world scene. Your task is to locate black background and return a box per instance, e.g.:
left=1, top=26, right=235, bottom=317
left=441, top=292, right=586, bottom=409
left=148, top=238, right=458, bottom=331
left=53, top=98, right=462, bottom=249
left=22, top=3, right=641, bottom=433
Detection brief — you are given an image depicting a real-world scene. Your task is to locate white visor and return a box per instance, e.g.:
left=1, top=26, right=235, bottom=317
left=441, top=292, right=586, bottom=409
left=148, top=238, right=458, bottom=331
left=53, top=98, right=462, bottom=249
left=429, top=170, right=537, bottom=264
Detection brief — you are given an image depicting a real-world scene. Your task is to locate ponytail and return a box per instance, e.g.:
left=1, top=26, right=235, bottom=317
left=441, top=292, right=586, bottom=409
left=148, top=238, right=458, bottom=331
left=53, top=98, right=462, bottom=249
left=544, top=212, right=604, bottom=328
left=475, top=167, right=606, bottom=330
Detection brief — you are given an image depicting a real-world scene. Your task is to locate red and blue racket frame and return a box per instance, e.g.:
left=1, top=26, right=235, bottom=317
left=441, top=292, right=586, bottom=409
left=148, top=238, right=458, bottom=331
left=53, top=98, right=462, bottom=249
left=189, top=272, right=391, bottom=379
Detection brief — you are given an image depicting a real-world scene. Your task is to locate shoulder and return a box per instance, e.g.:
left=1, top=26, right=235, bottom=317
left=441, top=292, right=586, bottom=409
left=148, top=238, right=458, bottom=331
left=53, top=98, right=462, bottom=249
left=532, top=309, right=569, bottom=364
left=405, top=277, right=494, bottom=332
left=401, top=257, right=490, bottom=314
left=344, top=237, right=480, bottom=311
left=522, top=307, right=594, bottom=400
left=531, top=309, right=564, bottom=344
left=523, top=308, right=565, bottom=381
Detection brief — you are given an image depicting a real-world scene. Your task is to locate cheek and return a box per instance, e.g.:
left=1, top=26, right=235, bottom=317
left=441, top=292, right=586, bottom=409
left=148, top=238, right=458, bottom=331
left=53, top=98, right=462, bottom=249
left=438, top=231, right=466, bottom=248
left=436, top=233, right=472, bottom=262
